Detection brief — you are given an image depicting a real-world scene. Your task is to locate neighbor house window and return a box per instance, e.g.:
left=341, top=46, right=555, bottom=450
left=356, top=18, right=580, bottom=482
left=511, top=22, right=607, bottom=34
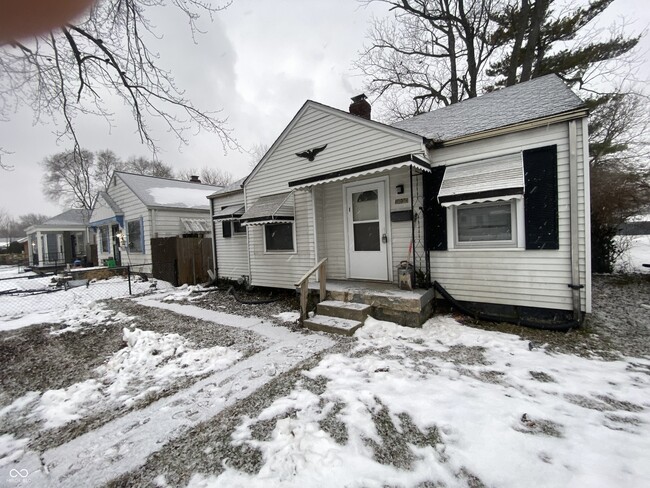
left=127, top=219, right=143, bottom=252
left=233, top=220, right=246, bottom=235
left=264, top=223, right=294, bottom=252
left=453, top=201, right=518, bottom=248
left=100, top=226, right=110, bottom=253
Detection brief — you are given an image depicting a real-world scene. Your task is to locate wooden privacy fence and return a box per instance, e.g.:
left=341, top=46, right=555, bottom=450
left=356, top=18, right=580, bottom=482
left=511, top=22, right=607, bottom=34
left=151, top=237, right=212, bottom=286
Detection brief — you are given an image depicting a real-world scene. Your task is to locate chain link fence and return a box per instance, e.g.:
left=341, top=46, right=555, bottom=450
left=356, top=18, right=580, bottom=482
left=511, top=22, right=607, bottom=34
left=0, top=263, right=176, bottom=320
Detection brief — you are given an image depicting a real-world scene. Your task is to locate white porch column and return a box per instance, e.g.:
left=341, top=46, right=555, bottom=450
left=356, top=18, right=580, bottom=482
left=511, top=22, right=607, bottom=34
left=36, top=231, right=44, bottom=266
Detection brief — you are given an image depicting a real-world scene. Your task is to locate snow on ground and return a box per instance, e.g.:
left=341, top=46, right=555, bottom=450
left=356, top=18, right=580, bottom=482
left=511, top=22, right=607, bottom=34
left=190, top=316, right=650, bottom=488
left=273, top=311, right=300, bottom=323
left=0, top=265, right=173, bottom=329
left=616, top=235, right=650, bottom=273
left=0, top=327, right=242, bottom=430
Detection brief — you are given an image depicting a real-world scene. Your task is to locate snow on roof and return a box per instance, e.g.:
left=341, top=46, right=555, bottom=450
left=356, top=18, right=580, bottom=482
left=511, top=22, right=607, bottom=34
left=116, top=172, right=224, bottom=210
left=41, top=209, right=89, bottom=227
left=392, top=74, right=586, bottom=142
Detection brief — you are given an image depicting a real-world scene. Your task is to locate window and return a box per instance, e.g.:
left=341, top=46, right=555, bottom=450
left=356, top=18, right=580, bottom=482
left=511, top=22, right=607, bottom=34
left=127, top=219, right=143, bottom=252
left=233, top=220, right=246, bottom=235
left=100, top=226, right=110, bottom=253
left=451, top=200, right=521, bottom=249
left=264, top=223, right=294, bottom=252
left=222, top=221, right=232, bottom=238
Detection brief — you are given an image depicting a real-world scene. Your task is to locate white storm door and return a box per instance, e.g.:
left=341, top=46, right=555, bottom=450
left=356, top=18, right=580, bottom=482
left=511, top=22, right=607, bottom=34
left=345, top=179, right=389, bottom=280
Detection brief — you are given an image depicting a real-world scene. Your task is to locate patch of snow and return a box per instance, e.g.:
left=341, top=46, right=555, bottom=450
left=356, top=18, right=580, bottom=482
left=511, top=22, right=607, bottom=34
left=273, top=311, right=300, bottom=323
left=191, top=316, right=650, bottom=488
left=615, top=235, right=650, bottom=273
left=147, top=187, right=213, bottom=209
left=2, top=327, right=242, bottom=430
left=161, top=284, right=208, bottom=302
left=0, top=434, right=29, bottom=467
left=0, top=272, right=173, bottom=328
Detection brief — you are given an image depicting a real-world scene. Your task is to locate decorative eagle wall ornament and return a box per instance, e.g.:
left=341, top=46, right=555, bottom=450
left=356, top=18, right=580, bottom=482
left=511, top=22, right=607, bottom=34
left=296, top=144, right=327, bottom=161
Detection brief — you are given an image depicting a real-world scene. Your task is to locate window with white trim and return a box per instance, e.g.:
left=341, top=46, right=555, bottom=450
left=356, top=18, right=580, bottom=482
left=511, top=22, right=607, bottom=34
left=450, top=200, right=522, bottom=249
left=100, top=225, right=110, bottom=253
left=233, top=220, right=246, bottom=235
left=127, top=219, right=143, bottom=252
left=264, top=223, right=294, bottom=252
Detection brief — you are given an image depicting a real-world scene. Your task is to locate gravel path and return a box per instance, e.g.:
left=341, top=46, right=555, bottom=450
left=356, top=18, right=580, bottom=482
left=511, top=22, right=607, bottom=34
left=4, top=300, right=335, bottom=488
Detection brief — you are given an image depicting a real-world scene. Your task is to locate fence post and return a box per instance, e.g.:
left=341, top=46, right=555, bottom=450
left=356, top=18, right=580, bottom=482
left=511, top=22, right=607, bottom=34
left=127, top=265, right=132, bottom=295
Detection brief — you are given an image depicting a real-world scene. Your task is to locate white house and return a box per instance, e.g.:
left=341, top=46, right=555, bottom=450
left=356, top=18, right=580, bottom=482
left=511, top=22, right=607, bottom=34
left=25, top=209, right=93, bottom=268
left=210, top=75, right=591, bottom=327
left=90, top=172, right=223, bottom=271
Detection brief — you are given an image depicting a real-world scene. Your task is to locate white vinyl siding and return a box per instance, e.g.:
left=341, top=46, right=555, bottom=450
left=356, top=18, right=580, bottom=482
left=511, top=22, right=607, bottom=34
left=247, top=190, right=315, bottom=289
left=211, top=191, right=249, bottom=281
left=245, top=104, right=423, bottom=200
left=428, top=120, right=589, bottom=313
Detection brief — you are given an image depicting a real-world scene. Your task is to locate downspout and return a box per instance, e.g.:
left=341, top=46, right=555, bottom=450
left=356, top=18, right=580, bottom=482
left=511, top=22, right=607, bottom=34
left=568, top=120, right=583, bottom=322
left=409, top=165, right=416, bottom=280
left=208, top=198, right=218, bottom=279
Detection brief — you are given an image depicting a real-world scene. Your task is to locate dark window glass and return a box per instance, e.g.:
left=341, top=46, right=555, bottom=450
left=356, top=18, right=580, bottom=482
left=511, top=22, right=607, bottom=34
left=233, top=220, right=246, bottom=234
left=457, top=203, right=512, bottom=242
left=128, top=220, right=143, bottom=252
left=100, top=226, right=110, bottom=253
left=265, top=223, right=294, bottom=251
left=353, top=222, right=380, bottom=251
left=222, top=221, right=232, bottom=238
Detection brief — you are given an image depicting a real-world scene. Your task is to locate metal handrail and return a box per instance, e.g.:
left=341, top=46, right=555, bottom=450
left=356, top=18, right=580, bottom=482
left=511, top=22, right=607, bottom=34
left=295, top=257, right=328, bottom=322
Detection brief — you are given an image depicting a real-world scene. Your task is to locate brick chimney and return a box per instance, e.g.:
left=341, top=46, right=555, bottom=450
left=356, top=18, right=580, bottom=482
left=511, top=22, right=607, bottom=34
left=189, top=175, right=201, bottom=183
left=349, top=94, right=371, bottom=120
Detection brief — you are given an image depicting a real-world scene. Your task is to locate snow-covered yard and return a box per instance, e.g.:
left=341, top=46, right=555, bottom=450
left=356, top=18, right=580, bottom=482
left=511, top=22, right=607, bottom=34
left=1, top=265, right=649, bottom=487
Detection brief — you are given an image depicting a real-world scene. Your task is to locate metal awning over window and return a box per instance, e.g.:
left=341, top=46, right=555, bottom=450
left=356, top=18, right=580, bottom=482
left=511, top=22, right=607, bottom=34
left=213, top=204, right=245, bottom=221
left=288, top=154, right=431, bottom=190
left=240, top=192, right=294, bottom=226
left=181, top=218, right=211, bottom=233
left=438, top=152, right=524, bottom=207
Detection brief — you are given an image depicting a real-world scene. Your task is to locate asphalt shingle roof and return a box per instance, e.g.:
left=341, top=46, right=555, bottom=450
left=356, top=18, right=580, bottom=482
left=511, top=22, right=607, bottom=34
left=391, top=74, right=585, bottom=142
left=40, top=209, right=89, bottom=227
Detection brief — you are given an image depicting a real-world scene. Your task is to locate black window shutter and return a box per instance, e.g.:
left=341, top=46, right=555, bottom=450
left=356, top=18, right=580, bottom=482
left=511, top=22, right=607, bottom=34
left=222, top=221, right=232, bottom=238
left=423, top=166, right=447, bottom=251
left=523, top=145, right=559, bottom=250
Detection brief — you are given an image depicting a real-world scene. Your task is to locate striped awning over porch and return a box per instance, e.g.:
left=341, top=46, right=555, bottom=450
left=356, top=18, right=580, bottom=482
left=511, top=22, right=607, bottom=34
left=287, top=154, right=431, bottom=190
left=438, top=152, right=524, bottom=207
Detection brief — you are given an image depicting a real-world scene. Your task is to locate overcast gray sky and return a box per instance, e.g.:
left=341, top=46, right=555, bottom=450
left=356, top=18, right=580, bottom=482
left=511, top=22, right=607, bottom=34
left=1, top=0, right=648, bottom=220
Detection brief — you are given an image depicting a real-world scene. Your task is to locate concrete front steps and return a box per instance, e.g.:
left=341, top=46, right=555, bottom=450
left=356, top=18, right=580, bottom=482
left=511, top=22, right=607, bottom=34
left=304, top=300, right=371, bottom=336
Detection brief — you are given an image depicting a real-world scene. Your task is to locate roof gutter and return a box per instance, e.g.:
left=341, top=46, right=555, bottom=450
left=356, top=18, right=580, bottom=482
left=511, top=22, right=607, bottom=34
left=428, top=108, right=589, bottom=149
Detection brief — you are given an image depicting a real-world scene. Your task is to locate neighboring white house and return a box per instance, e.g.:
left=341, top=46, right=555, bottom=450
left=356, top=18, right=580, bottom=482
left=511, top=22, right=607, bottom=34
left=25, top=209, right=93, bottom=268
left=209, top=74, right=591, bottom=324
left=89, top=172, right=223, bottom=271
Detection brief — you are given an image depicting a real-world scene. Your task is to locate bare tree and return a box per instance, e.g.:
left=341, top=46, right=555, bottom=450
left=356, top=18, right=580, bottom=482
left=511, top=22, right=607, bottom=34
left=248, top=143, right=270, bottom=168
left=96, top=149, right=123, bottom=190
left=125, top=157, right=174, bottom=178
left=0, top=0, right=238, bottom=161
left=356, top=0, right=499, bottom=119
left=177, top=166, right=234, bottom=186
left=588, top=91, right=650, bottom=272
left=42, top=149, right=97, bottom=210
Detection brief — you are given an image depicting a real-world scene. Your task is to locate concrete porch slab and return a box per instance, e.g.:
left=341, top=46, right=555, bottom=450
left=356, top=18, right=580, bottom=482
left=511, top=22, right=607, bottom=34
left=308, top=280, right=435, bottom=327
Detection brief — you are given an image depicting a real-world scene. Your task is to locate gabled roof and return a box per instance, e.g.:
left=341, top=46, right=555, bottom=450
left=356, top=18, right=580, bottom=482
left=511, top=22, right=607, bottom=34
left=97, top=191, right=123, bottom=215
left=115, top=172, right=223, bottom=210
left=25, top=209, right=89, bottom=234
left=207, top=176, right=246, bottom=199
left=41, top=209, right=89, bottom=226
left=243, top=100, right=425, bottom=187
left=392, top=74, right=586, bottom=143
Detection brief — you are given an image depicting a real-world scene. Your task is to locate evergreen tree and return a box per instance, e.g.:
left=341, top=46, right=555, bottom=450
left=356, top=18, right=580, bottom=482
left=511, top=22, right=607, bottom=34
left=488, top=0, right=640, bottom=87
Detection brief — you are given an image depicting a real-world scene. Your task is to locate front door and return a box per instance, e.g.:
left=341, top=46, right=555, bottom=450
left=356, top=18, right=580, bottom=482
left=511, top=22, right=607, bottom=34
left=345, top=179, right=389, bottom=281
